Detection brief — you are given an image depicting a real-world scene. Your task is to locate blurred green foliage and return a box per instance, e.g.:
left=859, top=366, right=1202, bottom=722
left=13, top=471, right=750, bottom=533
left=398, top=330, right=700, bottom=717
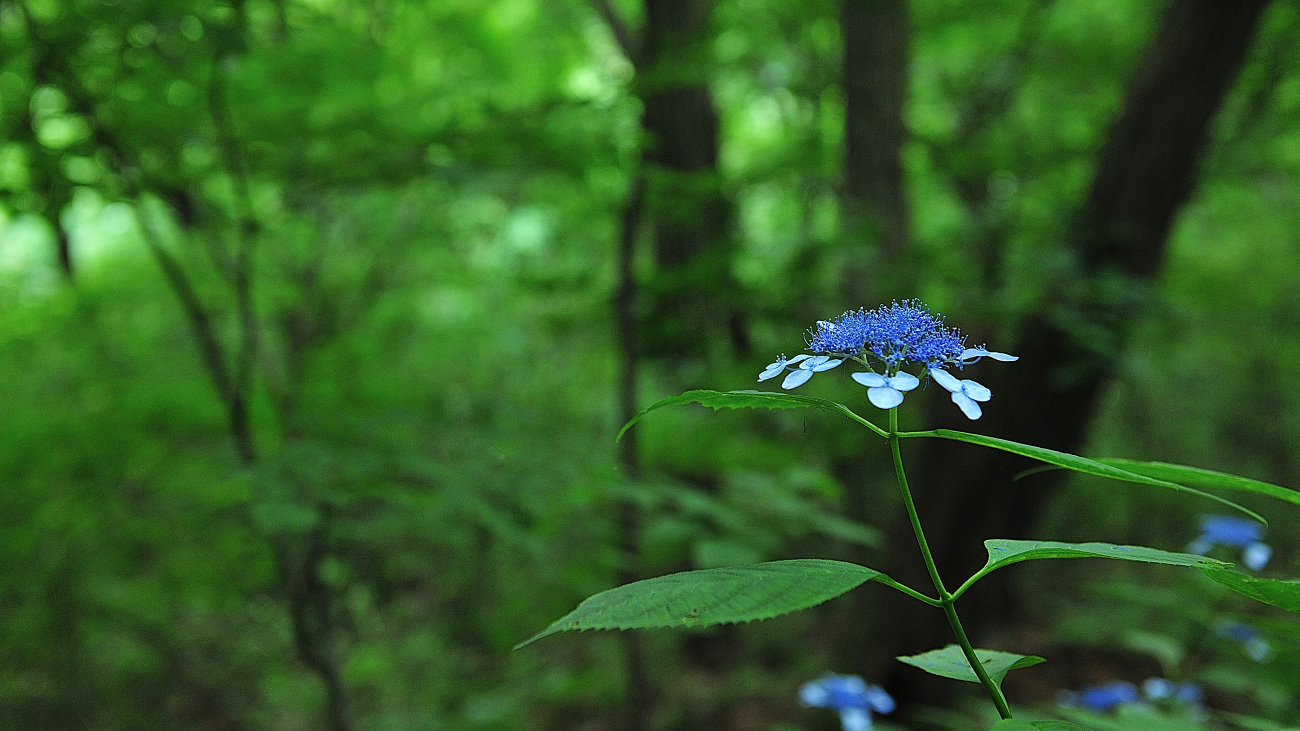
left=2, top=0, right=1300, bottom=728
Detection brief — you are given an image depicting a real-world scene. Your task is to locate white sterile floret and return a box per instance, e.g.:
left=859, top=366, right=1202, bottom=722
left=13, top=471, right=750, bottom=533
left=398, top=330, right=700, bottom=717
left=929, top=367, right=992, bottom=420
left=960, top=348, right=1018, bottom=364
left=852, top=371, right=920, bottom=409
left=782, top=355, right=844, bottom=389
left=758, top=354, right=809, bottom=382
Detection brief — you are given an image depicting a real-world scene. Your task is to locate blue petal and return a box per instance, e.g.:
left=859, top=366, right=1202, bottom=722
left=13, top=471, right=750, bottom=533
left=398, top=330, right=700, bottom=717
left=868, top=387, right=904, bottom=409
left=952, top=392, right=983, bottom=419
left=838, top=707, right=871, bottom=731
left=961, top=347, right=1018, bottom=363
left=799, top=681, right=830, bottom=708
left=811, top=357, right=845, bottom=372
left=961, top=379, right=991, bottom=402
left=1244, top=542, right=1272, bottom=571
left=864, top=685, right=895, bottom=714
left=929, top=367, right=961, bottom=393
left=852, top=372, right=887, bottom=387
left=783, top=368, right=814, bottom=389
left=889, top=372, right=920, bottom=391
left=758, top=363, right=786, bottom=381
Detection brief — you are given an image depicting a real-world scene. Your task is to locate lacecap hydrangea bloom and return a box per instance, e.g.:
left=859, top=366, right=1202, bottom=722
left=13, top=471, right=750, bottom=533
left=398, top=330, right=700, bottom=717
left=759, top=299, right=1017, bottom=419
left=799, top=674, right=895, bottom=731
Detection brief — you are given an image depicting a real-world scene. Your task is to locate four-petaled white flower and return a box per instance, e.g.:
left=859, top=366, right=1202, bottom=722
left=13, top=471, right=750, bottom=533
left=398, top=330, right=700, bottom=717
left=851, top=371, right=920, bottom=409
left=757, top=354, right=845, bottom=390
left=929, top=367, right=992, bottom=420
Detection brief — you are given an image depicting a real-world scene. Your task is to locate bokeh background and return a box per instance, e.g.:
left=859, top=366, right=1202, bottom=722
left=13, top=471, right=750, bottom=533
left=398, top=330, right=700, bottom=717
left=2, top=0, right=1299, bottom=728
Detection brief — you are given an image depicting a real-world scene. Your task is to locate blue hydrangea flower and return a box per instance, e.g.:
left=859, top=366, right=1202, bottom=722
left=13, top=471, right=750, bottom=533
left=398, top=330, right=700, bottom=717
left=1058, top=681, right=1140, bottom=712
left=799, top=674, right=894, bottom=731
left=1187, top=515, right=1271, bottom=571
left=928, top=367, right=993, bottom=420
left=758, top=300, right=1017, bottom=418
left=1215, top=621, right=1272, bottom=662
left=852, top=371, right=920, bottom=409
left=1143, top=677, right=1204, bottom=705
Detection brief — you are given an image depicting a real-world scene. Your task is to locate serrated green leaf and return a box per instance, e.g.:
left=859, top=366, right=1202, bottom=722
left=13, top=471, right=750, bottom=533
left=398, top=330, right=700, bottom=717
left=516, top=559, right=891, bottom=648
left=1030, top=722, right=1096, bottom=731
left=902, top=429, right=1263, bottom=522
left=990, top=720, right=1038, bottom=731
left=896, top=644, right=1044, bottom=685
left=1094, top=459, right=1300, bottom=508
left=1201, top=568, right=1300, bottom=613
left=954, top=540, right=1229, bottom=599
left=617, top=389, right=886, bottom=440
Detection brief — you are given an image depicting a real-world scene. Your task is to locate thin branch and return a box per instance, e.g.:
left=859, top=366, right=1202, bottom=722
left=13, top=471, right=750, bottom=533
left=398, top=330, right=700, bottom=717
left=592, top=0, right=641, bottom=66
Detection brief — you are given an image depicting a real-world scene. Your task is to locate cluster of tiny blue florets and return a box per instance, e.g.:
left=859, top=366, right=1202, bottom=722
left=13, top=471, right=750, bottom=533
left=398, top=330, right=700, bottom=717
left=804, top=299, right=965, bottom=369
left=760, top=299, right=1018, bottom=420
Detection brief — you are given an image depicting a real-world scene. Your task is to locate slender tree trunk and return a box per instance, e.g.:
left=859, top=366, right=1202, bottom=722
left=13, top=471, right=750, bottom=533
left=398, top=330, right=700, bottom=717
left=840, top=0, right=909, bottom=301
left=615, top=174, right=652, bottom=731
left=871, top=0, right=1273, bottom=712
left=638, top=0, right=746, bottom=358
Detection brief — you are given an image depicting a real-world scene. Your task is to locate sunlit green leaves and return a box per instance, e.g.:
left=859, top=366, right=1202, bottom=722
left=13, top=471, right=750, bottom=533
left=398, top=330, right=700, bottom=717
left=516, top=559, right=888, bottom=648
left=896, top=644, right=1044, bottom=685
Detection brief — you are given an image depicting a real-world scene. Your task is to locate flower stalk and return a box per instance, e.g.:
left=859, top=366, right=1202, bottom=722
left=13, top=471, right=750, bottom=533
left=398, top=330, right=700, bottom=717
left=888, top=408, right=1012, bottom=720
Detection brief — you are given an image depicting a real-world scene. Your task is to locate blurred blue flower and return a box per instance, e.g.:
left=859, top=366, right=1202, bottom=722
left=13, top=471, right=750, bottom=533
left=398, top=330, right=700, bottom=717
left=799, top=674, right=894, bottom=731
left=1187, top=515, right=1271, bottom=571
left=1143, top=677, right=1203, bottom=705
left=1058, top=681, right=1140, bottom=712
left=1215, top=620, right=1273, bottom=662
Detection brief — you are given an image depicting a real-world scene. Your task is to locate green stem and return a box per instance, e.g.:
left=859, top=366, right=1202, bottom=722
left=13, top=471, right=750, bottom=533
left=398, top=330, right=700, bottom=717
left=888, top=408, right=1012, bottom=720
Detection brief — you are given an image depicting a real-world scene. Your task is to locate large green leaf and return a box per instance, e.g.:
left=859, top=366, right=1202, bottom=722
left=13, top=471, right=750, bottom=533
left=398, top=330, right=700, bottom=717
left=897, top=644, right=1044, bottom=685
left=1094, top=458, right=1300, bottom=508
left=617, top=389, right=886, bottom=440
left=902, top=429, right=1262, bottom=522
left=954, top=540, right=1229, bottom=599
left=1201, top=568, right=1300, bottom=613
left=516, top=559, right=893, bottom=648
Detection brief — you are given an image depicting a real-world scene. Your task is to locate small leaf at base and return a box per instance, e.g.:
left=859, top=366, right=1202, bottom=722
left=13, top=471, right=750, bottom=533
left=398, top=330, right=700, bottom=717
left=896, top=644, right=1044, bottom=685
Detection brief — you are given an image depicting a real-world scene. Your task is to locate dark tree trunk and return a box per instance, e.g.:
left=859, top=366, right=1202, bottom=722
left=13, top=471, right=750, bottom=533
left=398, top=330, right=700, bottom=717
left=638, top=0, right=745, bottom=358
left=840, top=0, right=909, bottom=301
left=869, top=0, right=1273, bottom=713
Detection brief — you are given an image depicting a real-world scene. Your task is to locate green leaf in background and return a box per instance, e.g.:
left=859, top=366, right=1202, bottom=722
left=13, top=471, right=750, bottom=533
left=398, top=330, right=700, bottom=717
left=1201, top=568, right=1300, bottom=613
left=617, top=389, right=887, bottom=440
left=896, top=644, right=1044, bottom=685
left=954, top=540, right=1229, bottom=599
left=904, top=429, right=1263, bottom=522
left=516, top=559, right=891, bottom=648
left=1029, top=722, right=1096, bottom=731
left=1094, top=458, right=1300, bottom=508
